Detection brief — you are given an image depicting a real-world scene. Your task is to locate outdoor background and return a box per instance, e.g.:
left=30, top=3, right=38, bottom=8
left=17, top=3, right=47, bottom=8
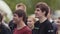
left=4, top=0, right=60, bottom=15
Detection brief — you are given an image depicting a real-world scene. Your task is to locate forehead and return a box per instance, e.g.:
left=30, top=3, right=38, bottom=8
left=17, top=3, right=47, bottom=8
left=18, top=6, right=24, bottom=8
left=35, top=8, right=40, bottom=9
left=28, top=17, right=34, bottom=21
left=13, top=13, right=18, bottom=16
left=35, top=8, right=41, bottom=10
left=28, top=17, right=33, bottom=19
left=35, top=8, right=42, bottom=12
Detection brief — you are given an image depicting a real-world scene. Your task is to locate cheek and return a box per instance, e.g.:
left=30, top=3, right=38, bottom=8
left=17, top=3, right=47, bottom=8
left=39, top=12, right=43, bottom=16
left=27, top=22, right=32, bottom=27
left=39, top=12, right=41, bottom=14
left=27, top=22, right=32, bottom=25
left=37, top=12, right=41, bottom=15
left=14, top=18, right=18, bottom=20
left=13, top=17, right=19, bottom=22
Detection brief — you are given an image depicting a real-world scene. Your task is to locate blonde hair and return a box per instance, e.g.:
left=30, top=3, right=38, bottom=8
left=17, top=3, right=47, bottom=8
left=28, top=16, right=36, bottom=22
left=16, top=3, right=26, bottom=12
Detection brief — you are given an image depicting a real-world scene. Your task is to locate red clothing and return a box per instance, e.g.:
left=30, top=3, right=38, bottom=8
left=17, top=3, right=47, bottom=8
left=13, top=26, right=32, bottom=34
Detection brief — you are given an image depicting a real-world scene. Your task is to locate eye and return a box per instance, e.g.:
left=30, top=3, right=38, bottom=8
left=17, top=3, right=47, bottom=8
left=36, top=9, right=40, bottom=12
left=13, top=14, right=16, bottom=17
left=28, top=21, right=31, bottom=22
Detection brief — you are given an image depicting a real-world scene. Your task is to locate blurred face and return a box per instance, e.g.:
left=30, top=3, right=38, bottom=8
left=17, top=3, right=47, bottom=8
left=35, top=8, right=44, bottom=18
left=27, top=18, right=35, bottom=28
left=13, top=14, right=20, bottom=24
left=57, top=19, right=60, bottom=23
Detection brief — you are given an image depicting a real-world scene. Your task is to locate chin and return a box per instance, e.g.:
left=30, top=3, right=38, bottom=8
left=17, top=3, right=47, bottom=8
left=13, top=21, right=16, bottom=23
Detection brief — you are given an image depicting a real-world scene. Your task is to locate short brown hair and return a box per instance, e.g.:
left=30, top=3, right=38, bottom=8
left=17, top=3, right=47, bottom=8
left=13, top=9, right=27, bottom=22
left=36, top=2, right=50, bottom=17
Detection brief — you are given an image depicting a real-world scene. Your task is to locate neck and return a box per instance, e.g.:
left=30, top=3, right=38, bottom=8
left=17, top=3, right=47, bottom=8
left=17, top=20, right=26, bottom=30
left=39, top=16, right=47, bottom=23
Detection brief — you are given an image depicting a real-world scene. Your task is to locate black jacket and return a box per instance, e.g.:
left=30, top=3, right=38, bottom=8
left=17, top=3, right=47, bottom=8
left=33, top=19, right=54, bottom=34
left=0, top=23, right=12, bottom=34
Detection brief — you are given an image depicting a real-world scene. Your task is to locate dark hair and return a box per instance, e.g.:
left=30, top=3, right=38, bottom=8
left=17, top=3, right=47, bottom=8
left=0, top=13, right=3, bottom=22
left=13, top=9, right=27, bottom=22
left=36, top=2, right=49, bottom=17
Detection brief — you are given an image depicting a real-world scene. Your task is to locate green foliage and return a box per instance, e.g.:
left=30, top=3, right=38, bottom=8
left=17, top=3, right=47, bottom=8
left=4, top=0, right=60, bottom=15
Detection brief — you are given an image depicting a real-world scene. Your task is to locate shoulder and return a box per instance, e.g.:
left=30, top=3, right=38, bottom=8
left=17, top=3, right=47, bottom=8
left=1, top=24, right=12, bottom=34
left=23, top=26, right=32, bottom=34
left=24, top=26, right=32, bottom=31
left=45, top=20, right=52, bottom=26
left=2, top=24, right=11, bottom=31
left=34, top=21, right=40, bottom=27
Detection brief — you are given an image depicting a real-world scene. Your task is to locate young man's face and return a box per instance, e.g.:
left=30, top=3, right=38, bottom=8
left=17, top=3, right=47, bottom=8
left=13, top=14, right=21, bottom=24
left=35, top=8, right=45, bottom=18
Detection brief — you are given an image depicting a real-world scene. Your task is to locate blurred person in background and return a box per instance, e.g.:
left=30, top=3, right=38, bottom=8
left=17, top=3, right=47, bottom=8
left=27, top=16, right=36, bottom=34
left=55, top=17, right=60, bottom=34
left=27, top=14, right=39, bottom=34
left=16, top=3, right=26, bottom=12
left=27, top=16, right=35, bottom=29
left=0, top=10, right=9, bottom=29
left=47, top=8, right=58, bottom=34
left=0, top=13, right=12, bottom=34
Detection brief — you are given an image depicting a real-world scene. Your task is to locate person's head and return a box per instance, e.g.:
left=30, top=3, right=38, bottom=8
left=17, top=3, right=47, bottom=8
left=0, top=13, right=3, bottom=24
left=16, top=3, right=26, bottom=12
left=27, top=16, right=35, bottom=29
left=35, top=2, right=49, bottom=18
left=57, top=17, right=60, bottom=23
left=13, top=9, right=26, bottom=24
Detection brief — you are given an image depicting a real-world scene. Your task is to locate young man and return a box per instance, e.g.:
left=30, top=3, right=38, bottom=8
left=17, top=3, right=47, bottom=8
left=0, top=13, right=12, bottom=34
left=13, top=10, right=32, bottom=34
left=34, top=2, right=54, bottom=34
left=9, top=3, right=27, bottom=31
left=16, top=3, right=27, bottom=24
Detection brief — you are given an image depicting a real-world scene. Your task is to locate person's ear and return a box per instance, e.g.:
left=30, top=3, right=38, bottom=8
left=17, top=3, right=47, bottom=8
left=43, top=11, right=46, bottom=15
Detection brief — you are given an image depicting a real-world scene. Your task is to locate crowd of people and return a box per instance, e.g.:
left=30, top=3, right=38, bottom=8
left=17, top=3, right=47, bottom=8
left=0, top=2, right=60, bottom=34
